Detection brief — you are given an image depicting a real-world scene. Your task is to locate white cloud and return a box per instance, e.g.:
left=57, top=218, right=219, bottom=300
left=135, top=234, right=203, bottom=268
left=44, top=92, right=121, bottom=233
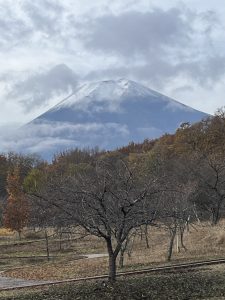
left=0, top=0, right=224, bottom=138
left=0, top=120, right=130, bottom=157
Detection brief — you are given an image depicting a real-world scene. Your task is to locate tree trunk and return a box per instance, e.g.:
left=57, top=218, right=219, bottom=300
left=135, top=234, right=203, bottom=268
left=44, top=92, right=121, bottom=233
left=18, top=230, right=22, bottom=240
left=106, top=238, right=117, bottom=282
left=180, top=227, right=187, bottom=251
left=167, top=229, right=176, bottom=261
left=144, top=224, right=150, bottom=249
left=176, top=232, right=180, bottom=253
left=193, top=204, right=200, bottom=224
left=211, top=207, right=219, bottom=225
left=119, top=249, right=125, bottom=268
left=108, top=253, right=117, bottom=282
left=211, top=198, right=223, bottom=225
left=127, top=234, right=135, bottom=258
left=44, top=229, right=50, bottom=261
left=59, top=228, right=63, bottom=251
left=119, top=236, right=130, bottom=268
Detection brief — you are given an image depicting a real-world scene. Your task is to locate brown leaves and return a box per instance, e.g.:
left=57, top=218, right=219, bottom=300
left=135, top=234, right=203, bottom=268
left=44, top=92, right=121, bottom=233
left=4, top=167, right=29, bottom=233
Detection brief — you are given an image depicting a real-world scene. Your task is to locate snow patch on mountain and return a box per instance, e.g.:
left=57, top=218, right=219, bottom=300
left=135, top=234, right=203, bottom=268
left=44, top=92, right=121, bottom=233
left=52, top=80, right=155, bottom=108
left=47, top=79, right=196, bottom=115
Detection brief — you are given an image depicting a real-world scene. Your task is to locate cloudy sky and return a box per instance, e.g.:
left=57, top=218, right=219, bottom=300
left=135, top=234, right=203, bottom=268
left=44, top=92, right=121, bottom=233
left=0, top=0, right=225, bottom=132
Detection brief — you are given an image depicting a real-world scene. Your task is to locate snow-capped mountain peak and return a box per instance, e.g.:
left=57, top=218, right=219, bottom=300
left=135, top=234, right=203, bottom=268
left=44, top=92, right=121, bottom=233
left=52, top=79, right=160, bottom=112
left=11, top=79, right=209, bottom=159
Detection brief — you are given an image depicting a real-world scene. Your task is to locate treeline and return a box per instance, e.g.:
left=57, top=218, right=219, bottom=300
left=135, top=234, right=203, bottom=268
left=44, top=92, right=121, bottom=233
left=1, top=109, right=225, bottom=281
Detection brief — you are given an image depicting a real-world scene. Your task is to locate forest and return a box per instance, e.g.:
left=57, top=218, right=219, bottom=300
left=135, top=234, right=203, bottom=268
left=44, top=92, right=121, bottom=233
left=1, top=109, right=225, bottom=282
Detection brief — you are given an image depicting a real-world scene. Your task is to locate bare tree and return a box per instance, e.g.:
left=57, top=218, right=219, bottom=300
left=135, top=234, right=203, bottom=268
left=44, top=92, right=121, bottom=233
left=189, top=153, right=225, bottom=225
left=65, top=156, right=160, bottom=281
left=174, top=113, right=225, bottom=225
left=28, top=193, right=59, bottom=261
left=146, top=149, right=196, bottom=261
left=28, top=154, right=159, bottom=282
left=159, top=182, right=195, bottom=261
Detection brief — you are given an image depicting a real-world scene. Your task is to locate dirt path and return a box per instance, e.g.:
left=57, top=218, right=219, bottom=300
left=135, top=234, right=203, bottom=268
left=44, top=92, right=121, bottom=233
left=85, top=253, right=108, bottom=259
left=0, top=276, right=54, bottom=289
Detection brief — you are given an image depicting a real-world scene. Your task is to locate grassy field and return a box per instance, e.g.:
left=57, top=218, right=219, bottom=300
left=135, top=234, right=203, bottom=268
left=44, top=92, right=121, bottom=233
left=1, top=265, right=225, bottom=299
left=1, top=223, right=225, bottom=299
left=0, top=222, right=225, bottom=281
left=1, top=221, right=225, bottom=282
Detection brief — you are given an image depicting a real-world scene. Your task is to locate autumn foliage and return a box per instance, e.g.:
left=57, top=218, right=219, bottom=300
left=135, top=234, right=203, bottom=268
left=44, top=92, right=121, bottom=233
left=3, top=167, right=29, bottom=236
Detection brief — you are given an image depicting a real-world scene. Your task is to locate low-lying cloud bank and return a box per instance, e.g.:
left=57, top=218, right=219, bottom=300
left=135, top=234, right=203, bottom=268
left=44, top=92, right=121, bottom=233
left=0, top=120, right=131, bottom=158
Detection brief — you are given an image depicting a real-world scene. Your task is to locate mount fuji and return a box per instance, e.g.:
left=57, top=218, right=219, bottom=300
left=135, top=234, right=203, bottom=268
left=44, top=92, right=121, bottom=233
left=9, top=79, right=208, bottom=158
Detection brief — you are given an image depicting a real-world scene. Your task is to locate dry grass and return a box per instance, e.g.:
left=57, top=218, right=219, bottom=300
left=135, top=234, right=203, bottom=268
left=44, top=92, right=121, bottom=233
left=0, top=228, right=15, bottom=236
left=4, top=257, right=109, bottom=280
left=2, top=221, right=225, bottom=281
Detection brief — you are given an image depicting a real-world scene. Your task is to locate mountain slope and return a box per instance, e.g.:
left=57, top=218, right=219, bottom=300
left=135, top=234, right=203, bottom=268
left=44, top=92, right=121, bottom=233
left=15, top=79, right=208, bottom=158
